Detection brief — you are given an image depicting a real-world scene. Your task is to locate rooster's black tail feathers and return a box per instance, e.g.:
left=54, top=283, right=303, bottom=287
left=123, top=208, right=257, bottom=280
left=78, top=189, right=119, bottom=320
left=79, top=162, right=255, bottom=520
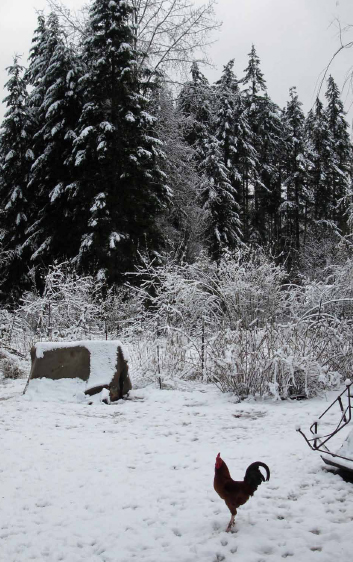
left=244, top=462, right=270, bottom=492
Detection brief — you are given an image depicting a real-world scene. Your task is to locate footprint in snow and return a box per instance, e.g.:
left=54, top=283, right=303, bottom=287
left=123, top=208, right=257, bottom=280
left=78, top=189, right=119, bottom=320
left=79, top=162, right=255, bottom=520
left=259, top=544, right=274, bottom=555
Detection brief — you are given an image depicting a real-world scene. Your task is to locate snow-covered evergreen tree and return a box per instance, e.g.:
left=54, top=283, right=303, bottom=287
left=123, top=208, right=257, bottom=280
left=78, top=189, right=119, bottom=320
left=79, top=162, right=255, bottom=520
left=301, top=82, right=352, bottom=274
left=281, top=87, right=312, bottom=272
left=71, top=0, right=168, bottom=282
left=213, top=59, right=251, bottom=244
left=199, top=136, right=242, bottom=261
left=305, top=97, right=331, bottom=224
left=213, top=61, right=241, bottom=190
left=0, top=56, right=33, bottom=300
left=242, top=44, right=267, bottom=98
left=178, top=62, right=213, bottom=162
left=241, top=45, right=268, bottom=243
left=324, top=75, right=352, bottom=233
left=253, top=93, right=283, bottom=248
left=25, top=15, right=57, bottom=114
left=26, top=14, right=83, bottom=267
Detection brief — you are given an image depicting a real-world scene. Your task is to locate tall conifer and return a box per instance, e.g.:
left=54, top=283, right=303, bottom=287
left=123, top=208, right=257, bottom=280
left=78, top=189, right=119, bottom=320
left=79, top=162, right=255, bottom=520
left=199, top=136, right=242, bottom=261
left=26, top=14, right=83, bottom=266
left=281, top=87, right=311, bottom=272
left=241, top=45, right=267, bottom=242
left=178, top=62, right=213, bottom=162
left=0, top=57, right=33, bottom=299
left=71, top=0, right=168, bottom=281
left=324, top=76, right=352, bottom=232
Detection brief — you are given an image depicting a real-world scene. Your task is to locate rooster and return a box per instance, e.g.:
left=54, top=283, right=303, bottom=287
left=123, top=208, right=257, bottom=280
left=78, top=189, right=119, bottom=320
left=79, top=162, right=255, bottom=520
left=214, top=453, right=270, bottom=532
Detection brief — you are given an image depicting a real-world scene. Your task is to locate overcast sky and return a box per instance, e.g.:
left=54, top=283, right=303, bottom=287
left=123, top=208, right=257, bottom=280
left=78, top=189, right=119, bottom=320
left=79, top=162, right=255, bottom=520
left=1, top=0, right=353, bottom=123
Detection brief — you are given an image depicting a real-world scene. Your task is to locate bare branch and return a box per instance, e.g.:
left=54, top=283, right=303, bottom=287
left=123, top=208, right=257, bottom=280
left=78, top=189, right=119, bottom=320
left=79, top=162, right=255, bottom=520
left=316, top=17, right=353, bottom=102
left=46, top=0, right=89, bottom=41
left=47, top=0, right=221, bottom=81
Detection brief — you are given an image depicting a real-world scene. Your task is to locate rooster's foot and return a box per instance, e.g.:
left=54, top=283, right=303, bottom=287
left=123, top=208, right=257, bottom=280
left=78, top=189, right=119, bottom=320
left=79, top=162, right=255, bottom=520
left=226, top=515, right=235, bottom=532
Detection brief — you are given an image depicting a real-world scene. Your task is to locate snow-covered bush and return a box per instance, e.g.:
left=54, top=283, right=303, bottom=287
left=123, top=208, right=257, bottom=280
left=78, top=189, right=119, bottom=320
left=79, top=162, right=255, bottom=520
left=299, top=225, right=352, bottom=281
left=212, top=249, right=287, bottom=328
left=0, top=349, right=26, bottom=379
left=112, top=251, right=353, bottom=396
left=2, top=252, right=353, bottom=398
left=125, top=249, right=287, bottom=335
left=17, top=262, right=106, bottom=341
left=206, top=324, right=342, bottom=399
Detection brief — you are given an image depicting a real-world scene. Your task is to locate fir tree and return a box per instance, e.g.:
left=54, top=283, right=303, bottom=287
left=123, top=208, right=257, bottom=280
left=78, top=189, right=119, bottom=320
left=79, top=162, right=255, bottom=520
left=25, top=15, right=56, bottom=113
left=0, top=56, right=33, bottom=300
left=241, top=44, right=268, bottom=242
left=214, top=60, right=241, bottom=190
left=281, top=87, right=311, bottom=272
left=26, top=15, right=83, bottom=267
left=305, top=97, right=331, bottom=224
left=242, top=44, right=267, bottom=98
left=71, top=0, right=168, bottom=282
left=199, top=136, right=242, bottom=261
left=324, top=76, right=352, bottom=233
left=213, top=59, right=253, bottom=244
left=21, top=14, right=63, bottom=272
left=178, top=62, right=213, bottom=162
left=253, top=94, right=283, bottom=248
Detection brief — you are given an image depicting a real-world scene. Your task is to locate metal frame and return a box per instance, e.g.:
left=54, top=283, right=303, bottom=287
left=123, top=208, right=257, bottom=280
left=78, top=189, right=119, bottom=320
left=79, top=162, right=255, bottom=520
left=297, top=381, right=353, bottom=463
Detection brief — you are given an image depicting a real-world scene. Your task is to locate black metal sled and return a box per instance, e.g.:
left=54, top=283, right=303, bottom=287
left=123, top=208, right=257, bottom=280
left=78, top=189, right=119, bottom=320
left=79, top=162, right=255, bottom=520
left=297, top=380, right=353, bottom=475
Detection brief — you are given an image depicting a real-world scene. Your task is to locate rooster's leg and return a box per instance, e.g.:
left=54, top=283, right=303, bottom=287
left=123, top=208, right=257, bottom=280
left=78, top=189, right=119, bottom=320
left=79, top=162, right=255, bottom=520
left=226, top=513, right=236, bottom=532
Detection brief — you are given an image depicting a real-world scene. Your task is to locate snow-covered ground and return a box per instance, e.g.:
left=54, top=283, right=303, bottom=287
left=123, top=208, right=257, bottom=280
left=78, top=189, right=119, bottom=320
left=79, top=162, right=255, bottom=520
left=1, top=376, right=352, bottom=562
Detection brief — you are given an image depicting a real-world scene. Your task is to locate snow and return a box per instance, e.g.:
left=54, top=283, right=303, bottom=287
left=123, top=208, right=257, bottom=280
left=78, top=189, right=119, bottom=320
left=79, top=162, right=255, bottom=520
left=99, top=121, right=114, bottom=133
left=109, top=231, right=123, bottom=248
left=125, top=111, right=135, bottom=122
left=79, top=126, right=94, bottom=140
left=331, top=429, right=353, bottom=471
left=34, top=339, right=126, bottom=390
left=141, top=111, right=156, bottom=124
left=24, top=377, right=88, bottom=403
left=118, top=42, right=133, bottom=52
left=80, top=233, right=94, bottom=249
left=137, top=148, right=152, bottom=159
left=50, top=182, right=64, bottom=202
left=1, top=376, right=353, bottom=562
left=97, top=140, right=107, bottom=152
left=5, top=149, right=15, bottom=161
left=30, top=238, right=52, bottom=261
left=15, top=212, right=26, bottom=225
left=90, top=192, right=106, bottom=212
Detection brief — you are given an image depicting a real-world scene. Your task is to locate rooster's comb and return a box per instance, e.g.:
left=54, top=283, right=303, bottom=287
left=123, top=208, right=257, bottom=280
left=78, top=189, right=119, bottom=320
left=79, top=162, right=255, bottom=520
left=215, top=452, right=222, bottom=468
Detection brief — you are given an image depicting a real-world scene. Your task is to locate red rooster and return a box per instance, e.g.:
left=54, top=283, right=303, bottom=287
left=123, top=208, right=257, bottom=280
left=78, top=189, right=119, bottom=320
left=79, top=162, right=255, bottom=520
left=214, top=453, right=270, bottom=531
